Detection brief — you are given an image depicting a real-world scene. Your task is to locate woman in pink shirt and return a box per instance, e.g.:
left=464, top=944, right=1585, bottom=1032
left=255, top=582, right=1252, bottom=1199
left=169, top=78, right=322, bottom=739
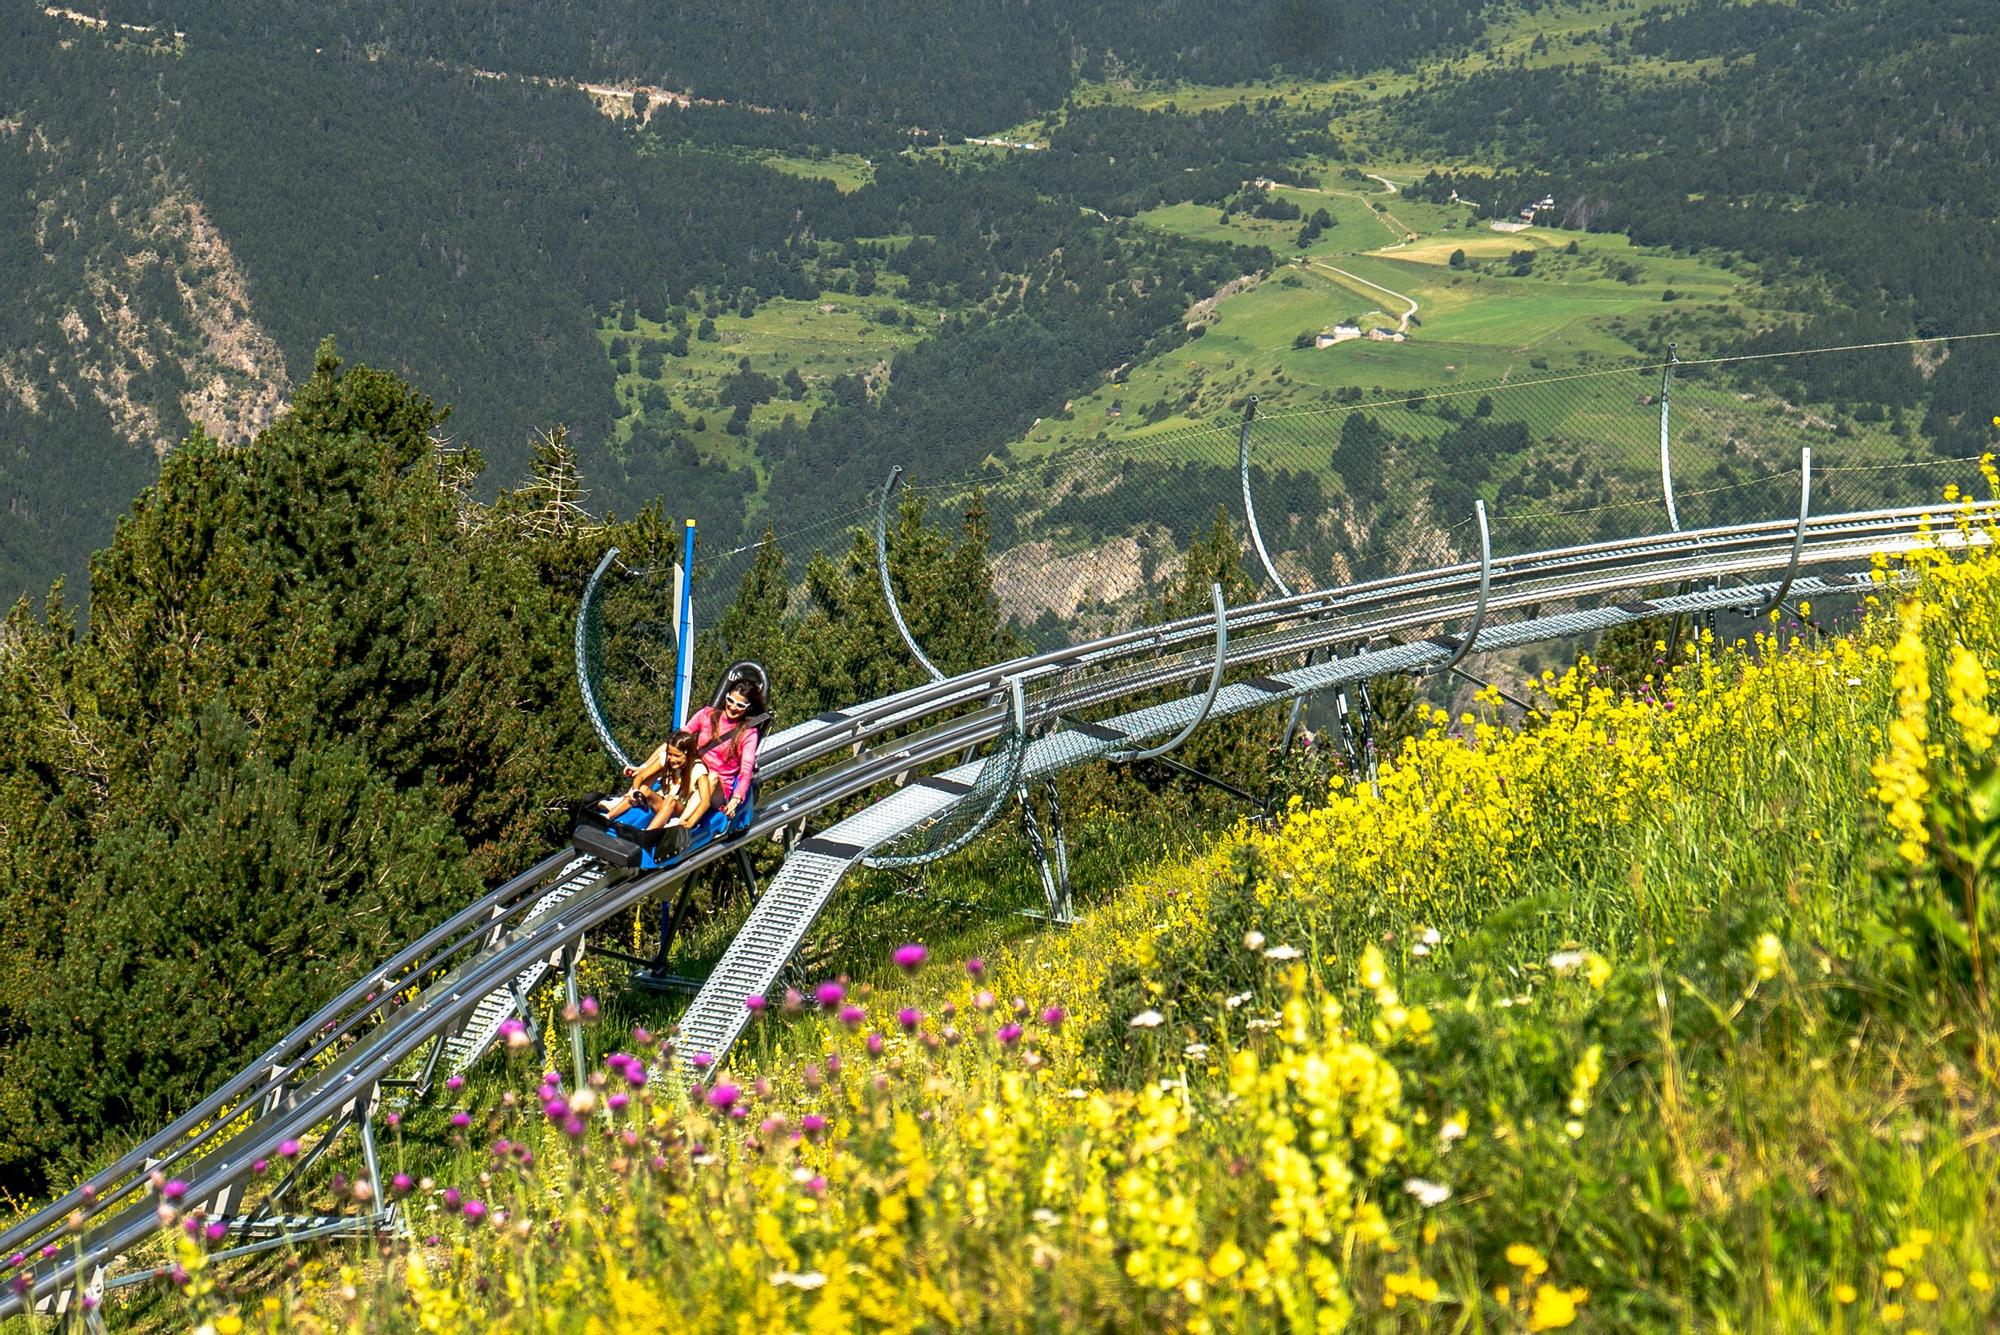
left=683, top=671, right=766, bottom=822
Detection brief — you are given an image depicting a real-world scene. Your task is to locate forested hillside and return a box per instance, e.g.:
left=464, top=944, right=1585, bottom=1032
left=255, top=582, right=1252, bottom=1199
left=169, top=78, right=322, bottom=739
left=92, top=0, right=1495, bottom=134
left=14, top=0, right=2000, bottom=611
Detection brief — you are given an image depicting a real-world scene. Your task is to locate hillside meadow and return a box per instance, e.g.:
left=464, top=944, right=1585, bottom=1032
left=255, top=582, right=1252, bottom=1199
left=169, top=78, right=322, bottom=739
left=85, top=465, right=2000, bottom=1332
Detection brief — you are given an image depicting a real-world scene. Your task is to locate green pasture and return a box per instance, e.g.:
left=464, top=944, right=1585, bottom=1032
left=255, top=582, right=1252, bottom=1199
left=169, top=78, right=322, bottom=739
left=748, top=148, right=876, bottom=192
left=1009, top=191, right=1775, bottom=467
left=599, top=281, right=939, bottom=480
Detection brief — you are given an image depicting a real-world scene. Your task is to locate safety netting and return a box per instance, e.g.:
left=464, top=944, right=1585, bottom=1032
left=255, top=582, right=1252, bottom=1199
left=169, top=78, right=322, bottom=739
left=677, top=334, right=1999, bottom=708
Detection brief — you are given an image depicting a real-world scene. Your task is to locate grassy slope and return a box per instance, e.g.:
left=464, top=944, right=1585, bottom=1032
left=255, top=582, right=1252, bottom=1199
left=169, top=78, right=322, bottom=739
left=151, top=489, right=2000, bottom=1333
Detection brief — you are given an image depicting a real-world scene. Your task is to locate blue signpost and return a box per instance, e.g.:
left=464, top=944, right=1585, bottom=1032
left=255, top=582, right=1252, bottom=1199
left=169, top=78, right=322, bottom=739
left=673, top=518, right=696, bottom=727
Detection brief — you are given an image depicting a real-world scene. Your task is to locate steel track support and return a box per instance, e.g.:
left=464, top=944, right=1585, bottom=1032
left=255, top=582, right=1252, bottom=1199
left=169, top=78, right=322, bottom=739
left=1017, top=783, right=1074, bottom=925
left=253, top=1113, right=349, bottom=1221
left=735, top=847, right=763, bottom=904
left=650, top=874, right=701, bottom=975
left=1277, top=647, right=1319, bottom=762
left=508, top=980, right=547, bottom=1065
left=1146, top=754, right=1269, bottom=814
left=1447, top=664, right=1534, bottom=713
left=357, top=1095, right=389, bottom=1220
left=561, top=940, right=587, bottom=1095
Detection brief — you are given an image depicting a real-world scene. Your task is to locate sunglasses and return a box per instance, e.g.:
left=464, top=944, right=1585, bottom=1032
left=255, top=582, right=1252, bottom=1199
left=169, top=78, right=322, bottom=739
left=725, top=696, right=750, bottom=711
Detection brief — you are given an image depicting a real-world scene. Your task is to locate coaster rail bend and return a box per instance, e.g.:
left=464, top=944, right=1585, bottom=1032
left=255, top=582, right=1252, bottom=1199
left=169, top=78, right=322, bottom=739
left=2, top=489, right=1992, bottom=1319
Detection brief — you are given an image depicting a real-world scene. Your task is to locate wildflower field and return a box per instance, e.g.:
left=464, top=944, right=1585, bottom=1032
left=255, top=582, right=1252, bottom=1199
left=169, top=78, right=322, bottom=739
left=49, top=485, right=2000, bottom=1332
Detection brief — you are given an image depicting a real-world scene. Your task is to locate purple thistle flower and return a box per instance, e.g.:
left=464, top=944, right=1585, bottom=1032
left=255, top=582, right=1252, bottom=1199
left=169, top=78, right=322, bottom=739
left=897, top=1007, right=924, bottom=1031
left=462, top=1200, right=487, bottom=1224
left=493, top=1139, right=512, bottom=1155
left=965, top=957, right=986, bottom=977
left=632, top=1025, right=652, bottom=1045
left=1040, top=1005, right=1067, bottom=1030
left=385, top=1111, right=401, bottom=1129
left=39, top=1244, right=57, bottom=1261
left=744, top=994, right=767, bottom=1014
left=690, top=1052, right=715, bottom=1070
left=800, top=1113, right=828, bottom=1139
left=607, top=1092, right=629, bottom=1112
left=543, top=1098, right=569, bottom=1121
left=204, top=1222, right=228, bottom=1243
left=626, top=1064, right=648, bottom=1087
left=562, top=1116, right=586, bottom=1138
left=392, top=1174, right=413, bottom=1196
left=892, top=943, right=928, bottom=971
left=581, top=996, right=600, bottom=1019
left=806, top=1175, right=827, bottom=1197
left=865, top=1031, right=885, bottom=1056
left=450, top=1113, right=471, bottom=1129
left=443, top=1188, right=462, bottom=1210
left=838, top=1004, right=866, bottom=1028
left=5, top=1254, right=22, bottom=1271
left=972, top=990, right=996, bottom=1011
left=824, top=1054, right=841, bottom=1075
left=169, top=1266, right=189, bottom=1288
left=997, top=1023, right=1024, bottom=1047
left=278, top=1139, right=300, bottom=1159
left=7, top=1276, right=27, bottom=1298
left=161, top=1180, right=187, bottom=1202
left=445, top=1075, right=464, bottom=1092
left=783, top=988, right=805, bottom=1014
left=706, top=1082, right=742, bottom=1111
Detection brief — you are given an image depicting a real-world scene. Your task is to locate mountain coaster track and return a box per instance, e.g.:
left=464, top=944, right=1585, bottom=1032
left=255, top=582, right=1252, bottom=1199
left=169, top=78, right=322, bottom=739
left=2, top=496, right=1993, bottom=1321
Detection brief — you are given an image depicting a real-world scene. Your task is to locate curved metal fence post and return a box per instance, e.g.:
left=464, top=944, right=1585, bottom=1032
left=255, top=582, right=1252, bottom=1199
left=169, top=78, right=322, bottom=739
left=863, top=676, right=1028, bottom=869
left=875, top=465, right=947, bottom=684
left=1436, top=501, right=1491, bottom=674
left=575, top=547, right=635, bottom=769
left=1659, top=344, right=1681, bottom=533
left=1111, top=584, right=1228, bottom=763
left=1751, top=447, right=1812, bottom=618
left=1237, top=396, right=1294, bottom=598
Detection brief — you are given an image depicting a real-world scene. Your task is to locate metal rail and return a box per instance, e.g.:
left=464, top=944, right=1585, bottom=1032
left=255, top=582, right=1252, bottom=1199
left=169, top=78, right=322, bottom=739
left=575, top=548, right=634, bottom=769
left=875, top=465, right=946, bottom=683
left=2, top=498, right=1992, bottom=1316
left=1110, top=585, right=1228, bottom=763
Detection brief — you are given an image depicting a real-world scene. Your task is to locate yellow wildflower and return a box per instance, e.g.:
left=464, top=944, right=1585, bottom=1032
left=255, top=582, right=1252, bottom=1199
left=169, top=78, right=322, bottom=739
left=1871, top=600, right=1932, bottom=864
left=1947, top=644, right=1999, bottom=752
left=1834, top=1283, right=1858, bottom=1305
left=1505, top=1243, right=1549, bottom=1277
left=1527, top=1282, right=1588, bottom=1330
left=1752, top=933, right=1784, bottom=981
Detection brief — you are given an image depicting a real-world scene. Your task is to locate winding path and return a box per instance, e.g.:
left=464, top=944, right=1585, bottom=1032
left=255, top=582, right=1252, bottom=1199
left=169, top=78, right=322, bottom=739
left=1306, top=258, right=1419, bottom=333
